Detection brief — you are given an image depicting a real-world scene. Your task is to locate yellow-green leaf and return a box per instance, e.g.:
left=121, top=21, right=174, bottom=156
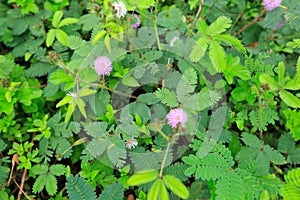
left=65, top=102, right=75, bottom=122
left=279, top=90, right=300, bottom=108
left=56, top=96, right=73, bottom=107
left=5, top=91, right=11, bottom=102
left=160, top=181, right=169, bottom=200
left=189, top=37, right=208, bottom=63
left=92, top=30, right=106, bottom=45
left=209, top=40, right=226, bottom=72
left=259, top=190, right=270, bottom=200
left=58, top=18, right=78, bottom=28
left=127, top=170, right=158, bottom=186
left=78, top=88, right=97, bottom=97
left=46, top=29, right=56, bottom=47
left=104, top=34, right=111, bottom=52
left=278, top=62, right=285, bottom=85
left=52, top=11, right=63, bottom=27
left=147, top=179, right=162, bottom=200
left=77, top=98, right=87, bottom=118
left=56, top=29, right=68, bottom=46
left=163, top=175, right=189, bottom=199
left=259, top=74, right=278, bottom=91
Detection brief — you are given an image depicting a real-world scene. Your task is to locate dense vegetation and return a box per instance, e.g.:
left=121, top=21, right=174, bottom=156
left=0, top=0, right=300, bottom=199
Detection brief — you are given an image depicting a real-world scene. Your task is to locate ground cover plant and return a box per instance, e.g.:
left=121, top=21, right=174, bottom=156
left=0, top=0, right=300, bottom=199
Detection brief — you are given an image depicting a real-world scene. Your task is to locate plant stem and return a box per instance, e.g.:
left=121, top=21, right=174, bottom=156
left=159, top=141, right=171, bottom=178
left=258, top=95, right=264, bottom=141
left=153, top=20, right=162, bottom=50
left=193, top=0, right=204, bottom=25
left=234, top=9, right=266, bottom=37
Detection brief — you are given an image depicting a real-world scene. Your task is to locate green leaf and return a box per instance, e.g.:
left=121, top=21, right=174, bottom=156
left=279, top=90, right=300, bottom=108
left=122, top=75, right=140, bottom=87
left=259, top=190, right=270, bottom=200
left=278, top=62, right=285, bottom=85
left=104, top=34, right=111, bottom=52
left=209, top=40, right=226, bottom=72
left=263, top=145, right=286, bottom=165
left=56, top=96, right=73, bottom=107
left=46, top=29, right=56, bottom=47
left=127, top=170, right=158, bottom=186
left=160, top=181, right=169, bottom=200
left=92, top=30, right=106, bottom=45
left=65, top=102, right=75, bottom=122
left=155, top=88, right=178, bottom=107
left=56, top=29, right=68, bottom=46
left=214, top=34, right=246, bottom=54
left=66, top=175, right=97, bottom=200
left=52, top=11, right=63, bottom=27
left=46, top=174, right=57, bottom=196
left=78, top=88, right=97, bottom=97
left=163, top=175, right=189, bottom=199
left=207, top=16, right=232, bottom=36
left=278, top=133, right=295, bottom=154
left=58, top=18, right=78, bottom=27
left=189, top=37, right=208, bottom=62
left=98, top=182, right=124, bottom=200
left=147, top=179, right=162, bottom=200
left=50, top=164, right=66, bottom=176
left=49, top=70, right=74, bottom=85
left=259, top=74, right=278, bottom=91
left=33, top=174, right=47, bottom=193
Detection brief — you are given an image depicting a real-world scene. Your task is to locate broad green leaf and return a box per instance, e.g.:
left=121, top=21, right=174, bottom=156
left=122, top=75, right=140, bottom=87
left=278, top=62, right=285, bottom=86
left=259, top=190, right=270, bottom=200
left=163, top=175, right=189, bottom=199
left=104, top=34, right=111, bottom=52
left=56, top=96, right=73, bottom=107
left=52, top=11, right=63, bottom=27
left=79, top=88, right=97, bottom=97
left=127, top=171, right=158, bottom=186
left=279, top=90, right=300, bottom=108
left=160, top=181, right=169, bottom=200
left=46, top=29, right=56, bottom=47
left=92, top=30, right=106, bottom=45
left=58, top=18, right=78, bottom=27
left=77, top=98, right=87, bottom=118
left=207, top=16, right=232, bottom=36
left=259, top=74, right=278, bottom=91
left=49, top=70, right=74, bottom=85
left=147, top=179, right=162, bottom=200
left=65, top=102, right=75, bottom=122
left=56, top=29, right=68, bottom=46
left=209, top=40, right=226, bottom=72
left=284, top=78, right=300, bottom=90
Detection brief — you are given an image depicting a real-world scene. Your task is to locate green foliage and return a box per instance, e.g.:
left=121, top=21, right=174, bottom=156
left=98, top=182, right=124, bottom=200
left=66, top=174, right=97, bottom=200
left=32, top=164, right=66, bottom=196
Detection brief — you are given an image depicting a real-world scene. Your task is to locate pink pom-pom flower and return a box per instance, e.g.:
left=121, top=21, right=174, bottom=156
left=166, top=108, right=187, bottom=128
left=94, top=56, right=112, bottom=76
left=262, top=0, right=282, bottom=11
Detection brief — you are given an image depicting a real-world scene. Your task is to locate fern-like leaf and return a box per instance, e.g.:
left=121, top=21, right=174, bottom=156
left=66, top=175, right=97, bottom=200
left=98, top=182, right=124, bottom=200
left=67, top=35, right=84, bottom=50
left=214, top=34, right=246, bottom=54
left=280, top=184, right=300, bottom=200
left=24, top=62, right=56, bottom=78
left=206, top=16, right=232, bottom=36
left=209, top=40, right=226, bottom=72
left=46, top=174, right=57, bottom=196
left=155, top=88, right=178, bottom=107
left=183, top=153, right=233, bottom=180
left=215, top=171, right=246, bottom=200
left=176, top=68, right=197, bottom=102
left=285, top=168, right=300, bottom=186
left=263, top=145, right=286, bottom=165
left=183, top=90, right=222, bottom=111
